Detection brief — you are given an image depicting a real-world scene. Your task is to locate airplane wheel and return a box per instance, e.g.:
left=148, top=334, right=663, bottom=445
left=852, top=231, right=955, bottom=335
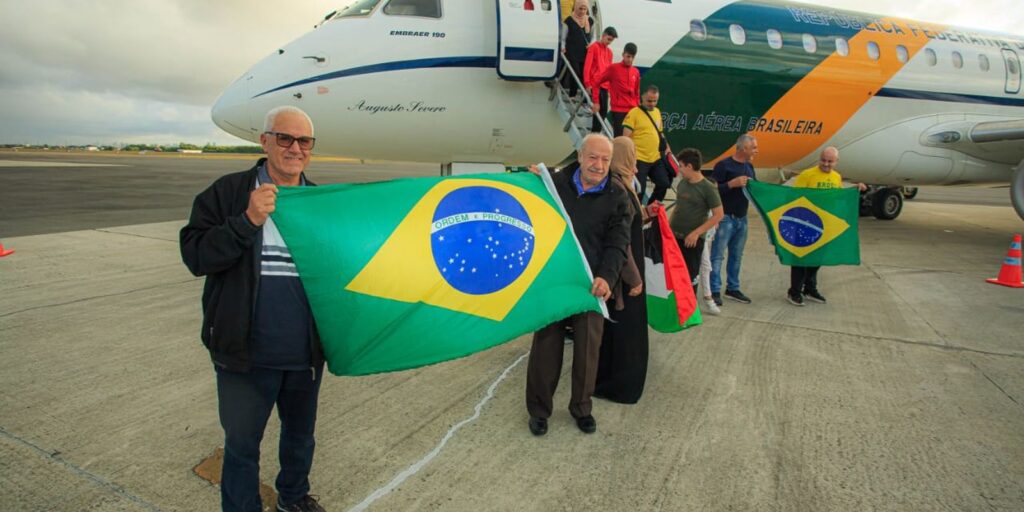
left=901, top=186, right=918, bottom=199
left=1012, top=164, right=1024, bottom=221
left=872, top=188, right=903, bottom=220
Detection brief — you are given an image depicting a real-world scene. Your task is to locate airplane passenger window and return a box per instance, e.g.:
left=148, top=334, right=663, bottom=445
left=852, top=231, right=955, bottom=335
left=952, top=51, right=963, bottom=69
left=690, top=20, right=707, bottom=41
left=766, top=29, right=782, bottom=50
left=867, top=41, right=880, bottom=61
left=925, top=48, right=937, bottom=66
left=979, top=54, right=990, bottom=71
left=334, top=0, right=381, bottom=18
left=729, top=24, right=746, bottom=45
left=835, top=37, right=849, bottom=57
left=896, top=45, right=909, bottom=63
left=383, top=0, right=440, bottom=18
left=802, top=34, right=817, bottom=53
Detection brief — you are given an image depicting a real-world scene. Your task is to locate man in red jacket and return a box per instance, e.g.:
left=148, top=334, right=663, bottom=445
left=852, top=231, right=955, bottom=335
left=583, top=26, right=617, bottom=133
left=596, top=42, right=639, bottom=136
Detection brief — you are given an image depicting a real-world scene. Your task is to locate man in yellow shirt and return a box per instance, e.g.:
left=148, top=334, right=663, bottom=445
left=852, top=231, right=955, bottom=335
left=787, top=147, right=865, bottom=305
left=623, top=85, right=671, bottom=204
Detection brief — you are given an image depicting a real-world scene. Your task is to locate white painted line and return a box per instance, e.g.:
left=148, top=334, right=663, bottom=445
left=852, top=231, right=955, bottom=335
left=0, top=160, right=124, bottom=167
left=347, top=352, right=529, bottom=512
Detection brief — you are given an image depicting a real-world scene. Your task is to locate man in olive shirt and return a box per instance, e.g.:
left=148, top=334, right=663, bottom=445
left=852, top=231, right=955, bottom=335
left=669, top=148, right=724, bottom=296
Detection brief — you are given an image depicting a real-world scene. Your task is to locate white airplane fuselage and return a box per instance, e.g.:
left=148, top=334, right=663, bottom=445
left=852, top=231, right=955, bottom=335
left=212, top=0, right=1024, bottom=218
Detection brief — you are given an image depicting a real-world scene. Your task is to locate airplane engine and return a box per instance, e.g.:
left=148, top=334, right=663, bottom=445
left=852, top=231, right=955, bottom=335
left=1013, top=162, right=1024, bottom=221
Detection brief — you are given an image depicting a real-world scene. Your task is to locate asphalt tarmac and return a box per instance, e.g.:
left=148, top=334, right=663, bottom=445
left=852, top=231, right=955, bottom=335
left=1, top=152, right=1022, bottom=511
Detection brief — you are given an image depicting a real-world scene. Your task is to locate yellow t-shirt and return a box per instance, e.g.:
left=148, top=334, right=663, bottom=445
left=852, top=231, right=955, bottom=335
left=794, top=165, right=842, bottom=189
left=622, top=107, right=663, bottom=163
left=561, top=0, right=575, bottom=16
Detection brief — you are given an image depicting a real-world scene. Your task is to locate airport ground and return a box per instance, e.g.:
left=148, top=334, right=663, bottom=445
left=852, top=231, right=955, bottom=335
left=1, top=151, right=1022, bottom=511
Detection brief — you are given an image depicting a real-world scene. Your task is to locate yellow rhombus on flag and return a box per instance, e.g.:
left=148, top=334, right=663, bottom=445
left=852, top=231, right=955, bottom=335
left=766, top=196, right=849, bottom=258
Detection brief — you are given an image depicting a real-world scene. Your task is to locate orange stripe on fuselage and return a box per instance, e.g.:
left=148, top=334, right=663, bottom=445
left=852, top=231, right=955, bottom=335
left=709, top=18, right=946, bottom=169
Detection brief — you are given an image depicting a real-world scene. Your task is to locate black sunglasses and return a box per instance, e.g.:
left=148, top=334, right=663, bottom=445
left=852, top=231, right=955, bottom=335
left=265, top=131, right=316, bottom=150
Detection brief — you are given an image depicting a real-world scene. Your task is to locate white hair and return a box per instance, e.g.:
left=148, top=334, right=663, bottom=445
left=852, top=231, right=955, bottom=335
left=580, top=133, right=612, bottom=154
left=735, top=133, right=756, bottom=151
left=263, top=106, right=314, bottom=135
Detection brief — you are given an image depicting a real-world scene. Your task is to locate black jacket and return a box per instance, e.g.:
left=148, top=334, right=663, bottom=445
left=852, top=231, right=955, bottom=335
left=551, top=168, right=632, bottom=286
left=179, top=159, right=323, bottom=372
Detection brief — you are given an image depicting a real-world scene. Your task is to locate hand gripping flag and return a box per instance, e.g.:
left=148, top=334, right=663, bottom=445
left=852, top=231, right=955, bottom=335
left=746, top=181, right=860, bottom=266
left=644, top=206, right=701, bottom=332
left=271, top=171, right=602, bottom=376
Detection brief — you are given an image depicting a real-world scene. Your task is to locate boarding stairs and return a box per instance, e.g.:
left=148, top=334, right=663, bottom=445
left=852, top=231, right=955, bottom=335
left=550, top=53, right=614, bottom=154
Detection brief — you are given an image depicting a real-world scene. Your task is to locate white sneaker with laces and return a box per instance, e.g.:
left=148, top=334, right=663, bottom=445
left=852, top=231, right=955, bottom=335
left=703, top=297, right=721, bottom=316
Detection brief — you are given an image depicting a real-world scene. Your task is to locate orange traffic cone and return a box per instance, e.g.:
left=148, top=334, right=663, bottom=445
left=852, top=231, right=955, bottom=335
left=986, top=234, right=1023, bottom=288
left=0, top=242, right=13, bottom=258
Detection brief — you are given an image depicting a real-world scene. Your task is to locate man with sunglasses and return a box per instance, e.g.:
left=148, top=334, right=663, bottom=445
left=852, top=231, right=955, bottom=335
left=181, top=106, right=327, bottom=512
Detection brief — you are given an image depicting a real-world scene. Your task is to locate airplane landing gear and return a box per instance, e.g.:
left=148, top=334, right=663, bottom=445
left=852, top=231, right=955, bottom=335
left=901, top=186, right=918, bottom=199
left=1012, top=163, right=1024, bottom=221
left=860, top=186, right=904, bottom=220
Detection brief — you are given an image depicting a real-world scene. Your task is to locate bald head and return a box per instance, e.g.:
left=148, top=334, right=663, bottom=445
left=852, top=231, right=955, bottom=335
left=819, top=146, right=839, bottom=173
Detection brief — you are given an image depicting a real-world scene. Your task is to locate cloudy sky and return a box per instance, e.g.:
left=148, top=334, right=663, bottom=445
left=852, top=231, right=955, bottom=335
left=0, top=0, right=1020, bottom=146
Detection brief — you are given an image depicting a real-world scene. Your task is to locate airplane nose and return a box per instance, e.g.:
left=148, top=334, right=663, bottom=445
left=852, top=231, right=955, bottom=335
left=211, top=76, right=256, bottom=142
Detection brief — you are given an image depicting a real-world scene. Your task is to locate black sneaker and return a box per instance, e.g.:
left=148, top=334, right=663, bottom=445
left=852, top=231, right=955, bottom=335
left=787, top=292, right=805, bottom=306
left=711, top=292, right=723, bottom=307
left=725, top=289, right=752, bottom=304
left=804, top=290, right=827, bottom=303
left=278, top=495, right=326, bottom=512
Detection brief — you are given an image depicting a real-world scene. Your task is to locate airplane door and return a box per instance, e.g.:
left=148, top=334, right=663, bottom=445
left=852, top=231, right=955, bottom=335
left=1003, top=49, right=1021, bottom=94
left=496, top=0, right=560, bottom=80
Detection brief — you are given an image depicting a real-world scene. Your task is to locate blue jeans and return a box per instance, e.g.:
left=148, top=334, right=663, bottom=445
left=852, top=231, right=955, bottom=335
left=709, top=215, right=748, bottom=294
left=216, top=365, right=323, bottom=512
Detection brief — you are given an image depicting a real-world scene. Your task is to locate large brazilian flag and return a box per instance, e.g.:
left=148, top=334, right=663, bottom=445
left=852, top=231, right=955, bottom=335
left=271, top=172, right=602, bottom=376
left=747, top=181, right=861, bottom=266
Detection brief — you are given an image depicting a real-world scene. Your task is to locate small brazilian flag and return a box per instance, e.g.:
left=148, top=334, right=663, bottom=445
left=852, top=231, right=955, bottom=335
left=271, top=172, right=602, bottom=376
left=747, top=181, right=860, bottom=266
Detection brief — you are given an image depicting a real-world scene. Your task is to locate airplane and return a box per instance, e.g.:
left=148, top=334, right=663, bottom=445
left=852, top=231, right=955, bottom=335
left=211, top=0, right=1024, bottom=221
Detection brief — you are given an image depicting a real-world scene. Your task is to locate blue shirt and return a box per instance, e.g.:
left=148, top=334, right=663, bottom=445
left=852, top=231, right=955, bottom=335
left=572, top=167, right=609, bottom=195
left=710, top=156, right=756, bottom=217
left=249, top=165, right=314, bottom=370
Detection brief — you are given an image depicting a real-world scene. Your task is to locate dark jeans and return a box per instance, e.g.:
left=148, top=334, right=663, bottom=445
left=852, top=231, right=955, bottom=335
left=789, top=266, right=821, bottom=295
left=637, top=159, right=671, bottom=204
left=611, top=111, right=628, bottom=137
left=591, top=89, right=609, bottom=133
left=217, top=365, right=323, bottom=512
left=678, top=237, right=705, bottom=297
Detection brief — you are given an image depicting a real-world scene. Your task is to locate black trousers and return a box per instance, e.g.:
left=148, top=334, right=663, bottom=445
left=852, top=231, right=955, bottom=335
left=789, top=266, right=821, bottom=295
left=526, top=311, right=604, bottom=419
left=678, top=237, right=705, bottom=297
left=591, top=89, right=610, bottom=133
left=637, top=159, right=671, bottom=204
left=611, top=111, right=628, bottom=136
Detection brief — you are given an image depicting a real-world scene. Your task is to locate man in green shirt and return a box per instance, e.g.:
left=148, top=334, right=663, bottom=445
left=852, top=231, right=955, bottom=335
left=669, top=148, right=724, bottom=296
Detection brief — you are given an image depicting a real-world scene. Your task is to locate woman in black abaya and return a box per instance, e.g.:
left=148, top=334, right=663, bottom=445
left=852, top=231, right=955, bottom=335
left=594, top=136, right=649, bottom=404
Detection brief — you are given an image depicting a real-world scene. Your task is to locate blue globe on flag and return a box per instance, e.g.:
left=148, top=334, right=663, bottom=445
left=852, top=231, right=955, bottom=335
left=431, top=186, right=535, bottom=295
left=778, top=206, right=824, bottom=248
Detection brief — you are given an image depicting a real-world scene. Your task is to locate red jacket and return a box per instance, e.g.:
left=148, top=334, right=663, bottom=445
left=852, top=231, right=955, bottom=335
left=584, top=41, right=613, bottom=105
left=597, top=62, right=640, bottom=113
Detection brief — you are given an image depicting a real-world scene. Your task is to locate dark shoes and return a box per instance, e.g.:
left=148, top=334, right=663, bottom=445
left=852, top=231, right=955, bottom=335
left=529, top=416, right=548, bottom=436
left=725, top=289, right=752, bottom=304
left=787, top=292, right=805, bottom=306
left=575, top=415, right=597, bottom=434
left=277, top=495, right=325, bottom=512
left=711, top=292, right=723, bottom=306
left=804, top=290, right=827, bottom=303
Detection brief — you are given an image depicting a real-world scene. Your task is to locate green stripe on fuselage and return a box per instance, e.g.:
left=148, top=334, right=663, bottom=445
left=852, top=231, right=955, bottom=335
left=642, top=0, right=862, bottom=162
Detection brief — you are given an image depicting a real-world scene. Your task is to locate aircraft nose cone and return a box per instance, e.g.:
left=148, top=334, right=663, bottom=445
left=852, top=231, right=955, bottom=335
left=211, top=78, right=255, bottom=142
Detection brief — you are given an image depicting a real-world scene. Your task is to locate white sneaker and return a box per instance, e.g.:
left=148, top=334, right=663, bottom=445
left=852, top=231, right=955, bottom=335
left=703, top=297, right=721, bottom=316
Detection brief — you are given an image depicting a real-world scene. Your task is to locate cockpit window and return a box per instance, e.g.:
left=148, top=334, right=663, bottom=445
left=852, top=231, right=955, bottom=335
left=384, top=0, right=441, bottom=18
left=333, top=0, right=381, bottom=18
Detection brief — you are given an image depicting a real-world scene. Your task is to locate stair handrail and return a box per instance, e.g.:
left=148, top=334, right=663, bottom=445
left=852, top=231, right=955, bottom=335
left=556, top=52, right=614, bottom=141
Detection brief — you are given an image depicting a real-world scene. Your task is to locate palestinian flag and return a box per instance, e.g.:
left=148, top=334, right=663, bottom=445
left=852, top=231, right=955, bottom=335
left=644, top=206, right=700, bottom=332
